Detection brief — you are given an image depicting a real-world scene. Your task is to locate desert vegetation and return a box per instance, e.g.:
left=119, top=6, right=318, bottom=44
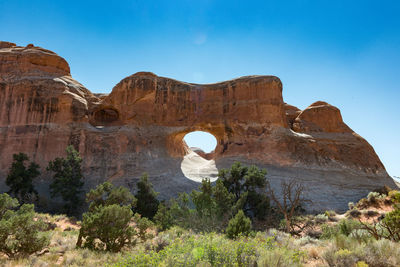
left=1, top=149, right=400, bottom=266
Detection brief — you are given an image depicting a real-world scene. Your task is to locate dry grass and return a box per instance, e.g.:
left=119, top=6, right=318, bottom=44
left=2, top=190, right=400, bottom=266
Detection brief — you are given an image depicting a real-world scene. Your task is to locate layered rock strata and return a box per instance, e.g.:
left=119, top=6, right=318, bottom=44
left=0, top=41, right=395, bottom=211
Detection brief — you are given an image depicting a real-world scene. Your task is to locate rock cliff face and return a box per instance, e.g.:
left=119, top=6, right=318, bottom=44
left=0, top=41, right=395, bottom=211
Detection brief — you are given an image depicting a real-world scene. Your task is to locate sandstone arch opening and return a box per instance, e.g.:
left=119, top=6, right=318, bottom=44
left=180, top=131, right=219, bottom=182
left=184, top=131, right=217, bottom=159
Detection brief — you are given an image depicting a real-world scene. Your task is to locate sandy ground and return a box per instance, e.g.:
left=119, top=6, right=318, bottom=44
left=180, top=151, right=218, bottom=182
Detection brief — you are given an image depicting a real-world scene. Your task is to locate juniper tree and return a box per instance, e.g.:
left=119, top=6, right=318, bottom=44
left=218, top=162, right=270, bottom=219
left=6, top=153, right=40, bottom=204
left=0, top=193, right=49, bottom=258
left=134, top=173, right=159, bottom=220
left=47, top=146, right=84, bottom=216
left=77, top=182, right=137, bottom=251
left=85, top=181, right=136, bottom=211
left=226, top=210, right=252, bottom=239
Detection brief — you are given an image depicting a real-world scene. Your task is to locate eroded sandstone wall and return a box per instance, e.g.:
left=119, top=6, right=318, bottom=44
left=0, top=41, right=395, bottom=211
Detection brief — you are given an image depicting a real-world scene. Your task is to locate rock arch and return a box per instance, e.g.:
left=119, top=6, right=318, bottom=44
left=167, top=125, right=225, bottom=158
left=0, top=42, right=396, bottom=212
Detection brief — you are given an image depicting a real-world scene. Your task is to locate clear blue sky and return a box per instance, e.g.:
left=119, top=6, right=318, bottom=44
left=1, top=0, right=399, bottom=176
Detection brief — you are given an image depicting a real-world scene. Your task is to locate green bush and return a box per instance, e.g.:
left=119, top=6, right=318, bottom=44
left=323, top=248, right=358, bottom=267
left=86, top=181, right=137, bottom=211
left=191, top=178, right=217, bottom=218
left=0, top=194, right=49, bottom=258
left=0, top=193, right=19, bottom=217
left=362, top=238, right=400, bottom=266
left=77, top=182, right=138, bottom=251
left=112, top=232, right=285, bottom=267
left=258, top=246, right=306, bottom=267
left=348, top=208, right=362, bottom=218
left=315, top=213, right=329, bottom=223
left=166, top=181, right=234, bottom=232
left=359, top=206, right=400, bottom=242
left=388, top=190, right=400, bottom=204
left=77, top=204, right=135, bottom=252
left=133, top=213, right=154, bottom=241
left=112, top=230, right=307, bottom=267
left=325, top=210, right=337, bottom=217
left=157, top=163, right=270, bottom=233
left=154, top=202, right=173, bottom=231
left=226, top=210, right=252, bottom=239
left=320, top=219, right=361, bottom=239
left=322, top=236, right=400, bottom=267
left=381, top=207, right=400, bottom=241
left=367, top=191, right=384, bottom=205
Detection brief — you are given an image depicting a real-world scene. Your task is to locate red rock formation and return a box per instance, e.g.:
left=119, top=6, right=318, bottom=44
left=285, top=103, right=301, bottom=127
left=293, top=101, right=352, bottom=133
left=0, top=41, right=395, bottom=211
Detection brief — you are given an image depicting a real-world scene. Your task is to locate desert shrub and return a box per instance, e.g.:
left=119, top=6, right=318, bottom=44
left=190, top=178, right=236, bottom=229
left=356, top=261, right=369, bottom=267
left=323, top=248, right=358, bottom=267
left=294, top=235, right=320, bottom=246
left=359, top=206, right=400, bottom=242
left=6, top=153, right=40, bottom=204
left=77, top=204, right=135, bottom=252
left=368, top=192, right=385, bottom=205
left=368, top=191, right=382, bottom=200
left=154, top=202, right=174, bottom=231
left=155, top=163, right=270, bottom=232
left=257, top=247, right=306, bottom=267
left=167, top=192, right=193, bottom=228
left=320, top=219, right=361, bottom=239
left=381, top=207, right=400, bottom=241
left=0, top=193, right=19, bottom=217
left=134, top=173, right=159, bottom=220
left=325, top=210, right=337, bottom=217
left=47, top=145, right=85, bottom=216
left=365, top=210, right=380, bottom=218
left=86, top=181, right=136, bottom=211
left=362, top=238, right=400, bottom=266
left=357, top=198, right=369, bottom=209
left=389, top=190, right=400, bottom=204
left=315, top=213, right=329, bottom=223
left=348, top=208, right=362, bottom=218
left=133, top=213, right=154, bottom=241
left=320, top=224, right=338, bottom=240
left=112, top=231, right=302, bottom=267
left=77, top=182, right=138, bottom=251
left=338, top=219, right=361, bottom=236
left=191, top=178, right=218, bottom=218
left=0, top=196, right=50, bottom=258
left=164, top=180, right=236, bottom=232
left=323, top=237, right=400, bottom=267
left=226, top=210, right=252, bottom=239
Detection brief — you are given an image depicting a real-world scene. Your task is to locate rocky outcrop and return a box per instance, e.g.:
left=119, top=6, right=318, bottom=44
left=285, top=103, right=301, bottom=127
left=0, top=41, right=395, bottom=212
left=293, top=101, right=352, bottom=133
